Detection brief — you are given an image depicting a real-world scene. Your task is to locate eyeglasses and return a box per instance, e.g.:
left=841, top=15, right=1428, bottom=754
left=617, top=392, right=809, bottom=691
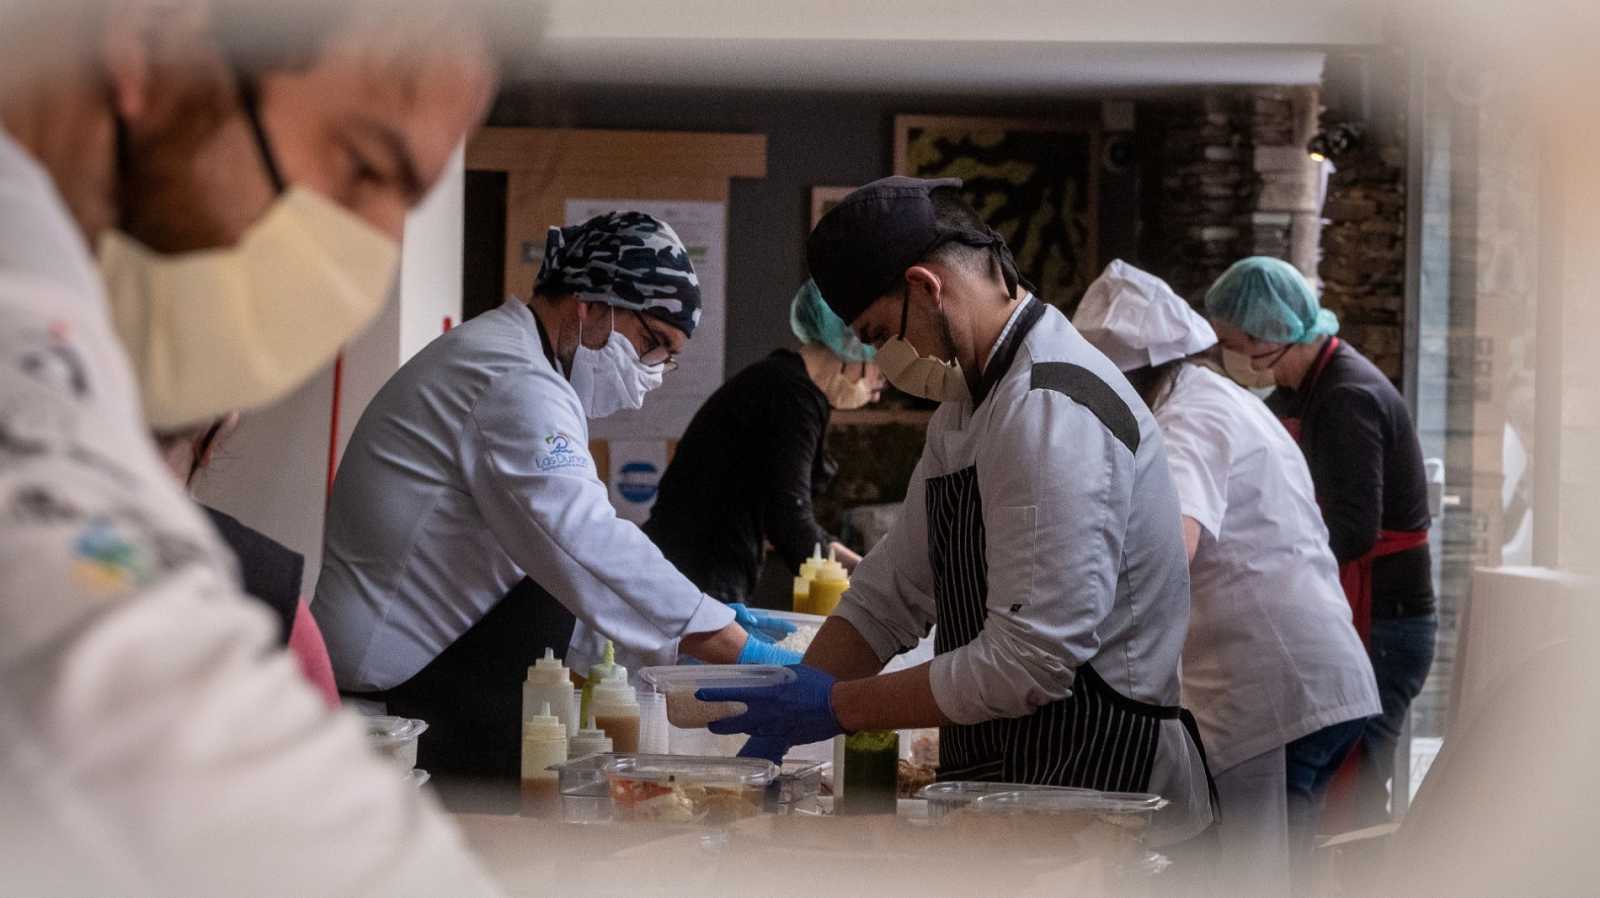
left=632, top=310, right=679, bottom=371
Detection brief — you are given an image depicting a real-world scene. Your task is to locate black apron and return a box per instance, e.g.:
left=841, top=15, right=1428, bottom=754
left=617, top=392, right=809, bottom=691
left=364, top=577, right=576, bottom=782
left=926, top=463, right=1213, bottom=799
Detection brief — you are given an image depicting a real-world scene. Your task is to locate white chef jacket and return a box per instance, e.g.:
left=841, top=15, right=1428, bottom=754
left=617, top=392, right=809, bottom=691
left=0, top=125, right=499, bottom=894
left=833, top=298, right=1213, bottom=845
left=1158, top=364, right=1381, bottom=771
left=314, top=297, right=734, bottom=690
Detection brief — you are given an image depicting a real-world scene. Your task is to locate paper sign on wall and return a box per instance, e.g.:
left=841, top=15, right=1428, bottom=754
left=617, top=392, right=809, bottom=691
left=564, top=198, right=727, bottom=441
left=605, top=440, right=669, bottom=524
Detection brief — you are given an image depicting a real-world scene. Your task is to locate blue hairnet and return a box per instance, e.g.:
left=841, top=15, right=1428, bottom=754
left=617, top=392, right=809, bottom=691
left=1204, top=257, right=1339, bottom=344
left=790, top=279, right=875, bottom=362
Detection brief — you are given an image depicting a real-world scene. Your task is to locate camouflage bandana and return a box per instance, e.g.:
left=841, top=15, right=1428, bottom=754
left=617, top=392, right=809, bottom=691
left=535, top=211, right=703, bottom=337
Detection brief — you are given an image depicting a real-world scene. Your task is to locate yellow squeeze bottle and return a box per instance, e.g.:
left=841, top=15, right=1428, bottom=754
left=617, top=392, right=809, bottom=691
left=798, top=543, right=826, bottom=582
left=792, top=575, right=813, bottom=610
left=804, top=546, right=850, bottom=616
left=793, top=542, right=826, bottom=613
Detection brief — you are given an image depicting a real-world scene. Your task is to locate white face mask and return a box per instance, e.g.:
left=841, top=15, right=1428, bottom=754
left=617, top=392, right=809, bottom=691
left=568, top=314, right=664, bottom=418
left=1221, top=348, right=1278, bottom=390
left=819, top=363, right=874, bottom=410
left=100, top=188, right=399, bottom=431
left=876, top=289, right=968, bottom=404
left=877, top=338, right=968, bottom=404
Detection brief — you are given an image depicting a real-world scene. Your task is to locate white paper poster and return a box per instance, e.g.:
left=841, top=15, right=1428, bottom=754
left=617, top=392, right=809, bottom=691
left=605, top=440, right=669, bottom=524
left=563, top=198, right=727, bottom=441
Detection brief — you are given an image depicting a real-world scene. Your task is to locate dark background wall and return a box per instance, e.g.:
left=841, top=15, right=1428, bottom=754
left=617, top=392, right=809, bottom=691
left=472, top=84, right=1144, bottom=374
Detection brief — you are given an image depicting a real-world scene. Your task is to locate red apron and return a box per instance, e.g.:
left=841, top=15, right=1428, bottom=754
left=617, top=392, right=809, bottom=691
left=1279, top=338, right=1430, bottom=645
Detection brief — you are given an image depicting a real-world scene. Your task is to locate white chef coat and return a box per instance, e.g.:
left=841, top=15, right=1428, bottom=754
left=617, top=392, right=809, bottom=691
left=0, top=125, right=499, bottom=895
left=1157, top=364, right=1380, bottom=772
left=833, top=298, right=1213, bottom=845
left=314, top=297, right=733, bottom=690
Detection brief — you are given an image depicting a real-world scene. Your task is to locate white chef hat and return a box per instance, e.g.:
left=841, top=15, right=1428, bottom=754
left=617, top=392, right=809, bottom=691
left=1073, top=260, right=1218, bottom=372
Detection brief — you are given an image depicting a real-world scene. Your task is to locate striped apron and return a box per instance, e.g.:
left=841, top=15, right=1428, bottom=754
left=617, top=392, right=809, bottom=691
left=927, top=464, right=1203, bottom=795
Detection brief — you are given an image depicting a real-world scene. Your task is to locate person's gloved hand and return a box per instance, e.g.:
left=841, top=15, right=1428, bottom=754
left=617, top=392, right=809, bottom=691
left=699, top=664, right=843, bottom=747
left=735, top=635, right=802, bottom=666
left=737, top=735, right=792, bottom=765
left=728, top=603, right=797, bottom=644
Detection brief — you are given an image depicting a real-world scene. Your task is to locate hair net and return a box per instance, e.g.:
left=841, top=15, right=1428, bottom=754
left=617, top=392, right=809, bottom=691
left=1204, top=256, right=1339, bottom=345
left=789, top=279, right=875, bottom=362
left=1073, top=260, right=1216, bottom=372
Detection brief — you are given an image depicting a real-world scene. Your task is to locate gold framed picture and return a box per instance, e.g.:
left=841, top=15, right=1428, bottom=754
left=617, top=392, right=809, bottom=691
left=893, top=115, right=1101, bottom=307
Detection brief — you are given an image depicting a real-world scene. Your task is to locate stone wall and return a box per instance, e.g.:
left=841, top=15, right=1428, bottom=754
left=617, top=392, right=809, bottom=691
left=1144, top=91, right=1256, bottom=303
left=1319, top=144, right=1408, bottom=380
left=1143, top=87, right=1322, bottom=305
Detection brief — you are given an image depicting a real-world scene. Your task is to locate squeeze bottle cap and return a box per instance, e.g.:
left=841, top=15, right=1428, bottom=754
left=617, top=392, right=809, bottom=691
left=592, top=664, right=638, bottom=708
left=523, top=702, right=567, bottom=740
left=525, top=647, right=569, bottom=686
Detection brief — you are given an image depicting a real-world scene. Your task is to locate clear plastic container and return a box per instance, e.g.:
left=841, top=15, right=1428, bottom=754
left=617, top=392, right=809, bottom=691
left=967, top=789, right=1170, bottom=835
left=638, top=665, right=795, bottom=728
left=552, top=752, right=616, bottom=824
left=773, top=760, right=826, bottom=814
left=364, top=715, right=427, bottom=771
left=602, top=754, right=778, bottom=825
left=917, top=781, right=1094, bottom=819
left=637, top=691, right=669, bottom=754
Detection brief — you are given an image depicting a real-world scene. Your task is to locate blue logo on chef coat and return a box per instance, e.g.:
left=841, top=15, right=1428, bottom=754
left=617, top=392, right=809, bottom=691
left=537, top=432, right=589, bottom=472
left=616, top=461, right=660, bottom=504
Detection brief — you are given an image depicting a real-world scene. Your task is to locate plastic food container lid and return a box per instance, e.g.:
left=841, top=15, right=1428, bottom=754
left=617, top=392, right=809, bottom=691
left=364, top=715, right=428, bottom=748
left=638, top=665, right=796, bottom=692
left=601, top=753, right=779, bottom=787
left=967, top=789, right=1169, bottom=816
left=916, top=781, right=1094, bottom=805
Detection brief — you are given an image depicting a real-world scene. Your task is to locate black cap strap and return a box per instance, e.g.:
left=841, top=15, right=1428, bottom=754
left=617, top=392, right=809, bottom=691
left=236, top=77, right=286, bottom=195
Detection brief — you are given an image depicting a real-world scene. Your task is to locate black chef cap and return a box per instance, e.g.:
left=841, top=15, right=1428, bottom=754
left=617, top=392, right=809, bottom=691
left=806, top=176, right=1023, bottom=324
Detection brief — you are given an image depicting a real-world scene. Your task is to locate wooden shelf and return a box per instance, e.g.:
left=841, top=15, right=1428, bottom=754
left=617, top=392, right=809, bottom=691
left=829, top=408, right=935, bottom=427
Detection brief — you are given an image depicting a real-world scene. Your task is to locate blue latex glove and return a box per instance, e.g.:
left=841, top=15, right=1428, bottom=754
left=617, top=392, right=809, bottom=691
left=699, top=664, right=843, bottom=747
left=738, top=734, right=793, bottom=765
left=728, top=603, right=798, bottom=644
left=735, top=635, right=802, bottom=666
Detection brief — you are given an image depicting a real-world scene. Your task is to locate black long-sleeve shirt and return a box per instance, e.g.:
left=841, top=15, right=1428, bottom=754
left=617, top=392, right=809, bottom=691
left=643, top=350, right=836, bottom=602
left=1267, top=340, right=1435, bottom=615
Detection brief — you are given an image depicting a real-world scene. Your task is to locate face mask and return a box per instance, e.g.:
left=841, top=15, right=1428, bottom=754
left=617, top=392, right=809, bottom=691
left=1221, top=348, right=1278, bottom=390
left=820, top=363, right=873, bottom=410
left=568, top=311, right=664, bottom=418
left=877, top=288, right=969, bottom=404
left=99, top=76, right=400, bottom=431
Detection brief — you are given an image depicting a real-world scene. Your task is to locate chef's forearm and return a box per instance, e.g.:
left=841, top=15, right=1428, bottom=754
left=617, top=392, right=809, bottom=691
left=802, top=617, right=886, bottom=681
left=831, top=663, right=951, bottom=732
left=680, top=622, right=748, bottom=664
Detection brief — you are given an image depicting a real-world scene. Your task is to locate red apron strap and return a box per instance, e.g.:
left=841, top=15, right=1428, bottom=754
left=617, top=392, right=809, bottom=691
left=1337, top=528, right=1430, bottom=646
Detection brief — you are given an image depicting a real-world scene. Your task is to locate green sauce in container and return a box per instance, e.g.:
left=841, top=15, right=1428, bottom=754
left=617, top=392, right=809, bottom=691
left=840, top=730, right=899, bottom=815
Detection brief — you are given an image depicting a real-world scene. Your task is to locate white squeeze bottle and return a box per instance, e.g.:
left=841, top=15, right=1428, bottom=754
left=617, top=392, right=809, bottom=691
left=568, top=709, right=614, bottom=758
left=519, top=702, right=568, bottom=816
left=590, top=663, right=642, bottom=754
left=523, top=648, right=575, bottom=737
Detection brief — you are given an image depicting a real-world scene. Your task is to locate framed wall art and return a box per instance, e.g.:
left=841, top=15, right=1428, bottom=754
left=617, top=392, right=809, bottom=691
left=893, top=115, right=1100, bottom=307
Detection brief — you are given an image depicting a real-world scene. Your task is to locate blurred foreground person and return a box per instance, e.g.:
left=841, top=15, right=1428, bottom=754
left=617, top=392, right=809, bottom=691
left=0, top=1, right=511, bottom=893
